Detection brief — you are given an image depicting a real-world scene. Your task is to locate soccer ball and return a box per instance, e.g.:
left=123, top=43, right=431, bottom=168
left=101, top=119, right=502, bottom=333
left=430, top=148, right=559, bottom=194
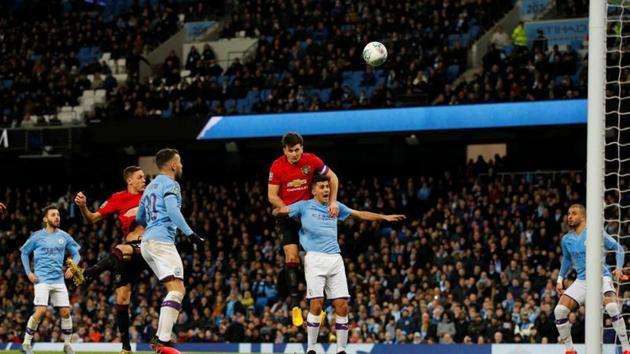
left=362, top=41, right=388, bottom=67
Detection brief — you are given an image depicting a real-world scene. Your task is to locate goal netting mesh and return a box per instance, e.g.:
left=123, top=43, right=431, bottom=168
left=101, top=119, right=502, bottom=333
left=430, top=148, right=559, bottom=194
left=604, top=0, right=630, bottom=352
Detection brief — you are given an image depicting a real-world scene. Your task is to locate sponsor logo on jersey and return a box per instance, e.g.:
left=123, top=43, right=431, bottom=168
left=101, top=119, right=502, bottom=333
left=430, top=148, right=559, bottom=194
left=286, top=179, right=307, bottom=188
left=124, top=207, right=138, bottom=217
left=301, top=165, right=311, bottom=175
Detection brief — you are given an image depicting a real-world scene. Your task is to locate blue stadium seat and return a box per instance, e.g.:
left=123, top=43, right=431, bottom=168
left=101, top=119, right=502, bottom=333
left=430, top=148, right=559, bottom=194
left=447, top=65, right=460, bottom=82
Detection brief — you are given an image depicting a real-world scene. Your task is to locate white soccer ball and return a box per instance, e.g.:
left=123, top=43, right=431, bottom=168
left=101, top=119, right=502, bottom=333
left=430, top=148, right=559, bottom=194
left=362, top=41, right=388, bottom=67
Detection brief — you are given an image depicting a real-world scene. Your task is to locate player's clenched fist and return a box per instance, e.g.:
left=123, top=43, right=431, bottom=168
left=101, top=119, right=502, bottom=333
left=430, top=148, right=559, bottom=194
left=74, top=192, right=87, bottom=207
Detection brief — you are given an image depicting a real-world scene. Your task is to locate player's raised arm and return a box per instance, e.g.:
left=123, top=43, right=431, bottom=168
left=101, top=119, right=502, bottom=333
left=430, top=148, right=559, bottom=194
left=74, top=192, right=103, bottom=224
left=348, top=209, right=406, bottom=222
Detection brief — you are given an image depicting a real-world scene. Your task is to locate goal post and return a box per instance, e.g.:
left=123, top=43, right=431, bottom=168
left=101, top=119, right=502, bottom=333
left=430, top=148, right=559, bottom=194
left=586, top=0, right=606, bottom=353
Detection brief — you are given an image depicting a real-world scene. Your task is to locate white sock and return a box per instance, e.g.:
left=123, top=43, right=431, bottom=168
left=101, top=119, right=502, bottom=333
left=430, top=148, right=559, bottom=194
left=555, top=304, right=573, bottom=350
left=61, top=317, right=72, bottom=345
left=158, top=291, right=184, bottom=342
left=335, top=315, right=349, bottom=353
left=606, top=302, right=630, bottom=350
left=306, top=312, right=321, bottom=351
left=24, top=315, right=40, bottom=345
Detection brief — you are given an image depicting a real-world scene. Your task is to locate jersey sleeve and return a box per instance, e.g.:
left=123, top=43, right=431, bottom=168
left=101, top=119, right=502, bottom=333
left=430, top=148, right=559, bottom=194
left=268, top=161, right=281, bottom=185
left=288, top=201, right=306, bottom=218
left=20, top=234, right=36, bottom=274
left=559, top=236, right=573, bottom=278
left=163, top=180, right=181, bottom=200
left=604, top=232, right=625, bottom=269
left=97, top=193, right=119, bottom=217
left=136, top=194, right=147, bottom=226
left=310, top=154, right=328, bottom=175
left=64, top=232, right=81, bottom=264
left=337, top=202, right=351, bottom=221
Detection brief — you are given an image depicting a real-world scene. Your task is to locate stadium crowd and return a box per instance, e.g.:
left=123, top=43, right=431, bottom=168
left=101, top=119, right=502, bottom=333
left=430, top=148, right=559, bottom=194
left=0, top=0, right=593, bottom=125
left=1, top=158, right=625, bottom=345
left=0, top=0, right=217, bottom=127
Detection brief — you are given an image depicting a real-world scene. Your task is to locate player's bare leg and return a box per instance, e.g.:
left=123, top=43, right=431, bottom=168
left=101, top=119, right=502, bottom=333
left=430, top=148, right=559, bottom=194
left=284, top=243, right=304, bottom=326
left=555, top=295, right=578, bottom=354
left=603, top=292, right=630, bottom=354
left=332, top=298, right=349, bottom=354
left=151, top=278, right=184, bottom=354
left=22, top=306, right=47, bottom=354
left=59, top=307, right=74, bottom=354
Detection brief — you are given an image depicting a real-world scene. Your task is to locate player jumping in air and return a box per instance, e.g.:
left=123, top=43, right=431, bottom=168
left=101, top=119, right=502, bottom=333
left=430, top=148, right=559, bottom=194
left=72, top=166, right=146, bottom=354
left=268, top=132, right=340, bottom=326
left=136, top=148, right=206, bottom=354
left=555, top=204, right=630, bottom=354
left=20, top=205, right=81, bottom=354
left=274, top=174, right=405, bottom=354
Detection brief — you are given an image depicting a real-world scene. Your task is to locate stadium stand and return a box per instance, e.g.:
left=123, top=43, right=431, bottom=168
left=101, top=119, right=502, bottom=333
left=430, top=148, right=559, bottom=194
left=0, top=159, right=604, bottom=345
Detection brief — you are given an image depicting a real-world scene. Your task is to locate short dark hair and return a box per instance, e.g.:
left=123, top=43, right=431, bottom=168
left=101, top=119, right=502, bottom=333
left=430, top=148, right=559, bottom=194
left=281, top=132, right=304, bottom=148
left=569, top=203, right=586, bottom=215
left=123, top=166, right=142, bottom=182
left=155, top=148, right=179, bottom=169
left=42, top=204, right=59, bottom=217
left=311, top=174, right=330, bottom=189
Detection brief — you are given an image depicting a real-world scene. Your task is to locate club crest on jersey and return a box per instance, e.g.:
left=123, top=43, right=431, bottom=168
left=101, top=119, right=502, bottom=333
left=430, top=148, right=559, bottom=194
left=58, top=238, right=65, bottom=245
left=301, top=165, right=311, bottom=175
left=268, top=172, right=274, bottom=181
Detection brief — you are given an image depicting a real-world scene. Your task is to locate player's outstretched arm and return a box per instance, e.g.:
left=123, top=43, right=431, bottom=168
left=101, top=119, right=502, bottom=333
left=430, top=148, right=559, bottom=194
left=272, top=206, right=290, bottom=217
left=349, top=209, right=406, bottom=222
left=74, top=192, right=103, bottom=224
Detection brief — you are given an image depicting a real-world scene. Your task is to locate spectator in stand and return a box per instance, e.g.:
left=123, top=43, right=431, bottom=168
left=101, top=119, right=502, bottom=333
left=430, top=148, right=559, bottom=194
left=490, top=25, right=512, bottom=50
left=512, top=21, right=529, bottom=53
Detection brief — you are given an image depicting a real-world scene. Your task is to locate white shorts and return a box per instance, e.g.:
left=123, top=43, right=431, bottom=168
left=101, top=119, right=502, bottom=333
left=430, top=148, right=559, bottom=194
left=141, top=240, right=184, bottom=281
left=34, top=283, right=70, bottom=308
left=304, top=252, right=350, bottom=300
left=564, top=276, right=616, bottom=305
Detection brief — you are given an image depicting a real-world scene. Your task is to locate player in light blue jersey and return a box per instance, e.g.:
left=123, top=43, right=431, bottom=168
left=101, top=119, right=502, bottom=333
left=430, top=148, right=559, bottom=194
left=274, top=174, right=404, bottom=354
left=136, top=148, right=205, bottom=354
left=20, top=205, right=81, bottom=354
left=554, top=204, right=630, bottom=354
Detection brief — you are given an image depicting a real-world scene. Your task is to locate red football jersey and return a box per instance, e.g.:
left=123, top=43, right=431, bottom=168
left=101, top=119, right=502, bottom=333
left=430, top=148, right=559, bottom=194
left=97, top=190, right=142, bottom=237
left=268, top=152, right=328, bottom=205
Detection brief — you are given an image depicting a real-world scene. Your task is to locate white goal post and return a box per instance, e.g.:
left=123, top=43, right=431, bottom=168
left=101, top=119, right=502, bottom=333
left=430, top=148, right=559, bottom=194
left=586, top=0, right=606, bottom=353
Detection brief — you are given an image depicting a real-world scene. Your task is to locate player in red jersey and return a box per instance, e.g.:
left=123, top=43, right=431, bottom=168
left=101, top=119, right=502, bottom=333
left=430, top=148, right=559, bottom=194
left=72, top=166, right=146, bottom=354
left=268, top=132, right=339, bottom=326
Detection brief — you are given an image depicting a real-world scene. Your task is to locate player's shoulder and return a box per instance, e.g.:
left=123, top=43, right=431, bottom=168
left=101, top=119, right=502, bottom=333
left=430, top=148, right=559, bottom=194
left=271, top=155, right=287, bottom=168
left=108, top=190, right=128, bottom=200
left=30, top=229, right=45, bottom=238
left=301, top=152, right=321, bottom=162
